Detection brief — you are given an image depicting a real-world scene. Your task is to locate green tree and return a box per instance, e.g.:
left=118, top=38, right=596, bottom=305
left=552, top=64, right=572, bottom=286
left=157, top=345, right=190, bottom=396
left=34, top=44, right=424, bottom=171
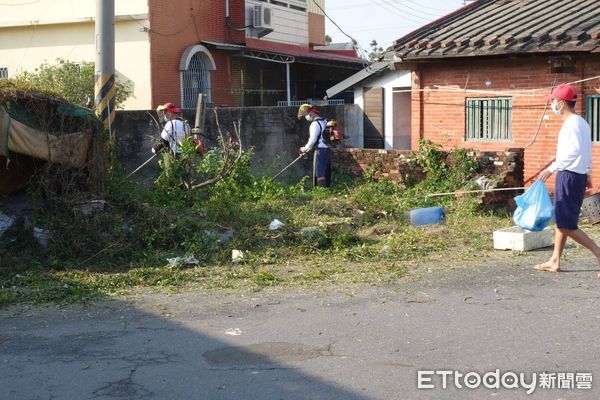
left=368, top=40, right=385, bottom=62
left=12, top=58, right=133, bottom=109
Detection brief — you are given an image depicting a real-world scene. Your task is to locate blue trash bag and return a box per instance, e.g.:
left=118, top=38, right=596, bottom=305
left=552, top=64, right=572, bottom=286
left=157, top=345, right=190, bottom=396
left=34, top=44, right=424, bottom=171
left=513, top=180, right=554, bottom=231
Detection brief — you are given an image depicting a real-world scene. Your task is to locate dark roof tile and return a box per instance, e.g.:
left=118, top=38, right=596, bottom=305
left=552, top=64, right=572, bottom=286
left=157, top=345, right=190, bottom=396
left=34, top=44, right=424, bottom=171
left=392, top=0, right=600, bottom=60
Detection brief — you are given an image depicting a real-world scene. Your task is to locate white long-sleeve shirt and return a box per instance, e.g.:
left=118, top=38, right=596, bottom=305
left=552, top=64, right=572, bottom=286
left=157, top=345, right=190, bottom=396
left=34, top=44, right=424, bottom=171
left=548, top=114, right=592, bottom=175
left=160, top=118, right=189, bottom=154
left=303, top=119, right=328, bottom=151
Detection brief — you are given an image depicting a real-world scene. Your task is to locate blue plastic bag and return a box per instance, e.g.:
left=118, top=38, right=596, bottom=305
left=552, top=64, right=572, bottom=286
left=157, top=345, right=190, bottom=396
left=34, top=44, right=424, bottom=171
left=513, top=180, right=554, bottom=231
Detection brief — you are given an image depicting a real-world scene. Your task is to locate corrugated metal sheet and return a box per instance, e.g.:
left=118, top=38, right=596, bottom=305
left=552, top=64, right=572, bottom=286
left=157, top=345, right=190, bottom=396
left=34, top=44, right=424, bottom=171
left=325, top=61, right=390, bottom=98
left=392, top=0, right=600, bottom=60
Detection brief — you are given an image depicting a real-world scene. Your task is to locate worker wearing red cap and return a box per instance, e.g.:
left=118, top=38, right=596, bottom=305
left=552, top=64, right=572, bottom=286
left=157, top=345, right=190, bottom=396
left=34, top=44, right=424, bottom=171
left=159, top=102, right=190, bottom=157
left=298, top=104, right=331, bottom=187
left=535, top=84, right=600, bottom=279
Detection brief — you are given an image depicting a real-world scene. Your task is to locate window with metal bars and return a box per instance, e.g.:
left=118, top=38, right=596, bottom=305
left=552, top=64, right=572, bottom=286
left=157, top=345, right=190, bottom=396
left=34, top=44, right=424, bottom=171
left=181, top=52, right=212, bottom=109
left=0, top=68, right=7, bottom=79
left=465, top=97, right=512, bottom=141
left=586, top=95, right=600, bottom=143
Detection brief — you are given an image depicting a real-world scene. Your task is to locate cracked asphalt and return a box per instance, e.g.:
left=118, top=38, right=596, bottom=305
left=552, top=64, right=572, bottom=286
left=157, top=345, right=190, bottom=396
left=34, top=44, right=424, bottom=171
left=2, top=247, right=600, bottom=400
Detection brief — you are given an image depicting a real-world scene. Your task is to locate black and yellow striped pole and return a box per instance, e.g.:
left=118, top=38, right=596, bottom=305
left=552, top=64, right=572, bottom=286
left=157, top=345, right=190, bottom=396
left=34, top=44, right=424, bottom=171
left=95, top=0, right=115, bottom=138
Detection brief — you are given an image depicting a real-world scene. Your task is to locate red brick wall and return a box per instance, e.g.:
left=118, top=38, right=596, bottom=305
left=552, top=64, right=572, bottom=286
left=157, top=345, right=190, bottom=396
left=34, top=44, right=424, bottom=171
left=147, top=0, right=245, bottom=107
left=308, top=12, right=325, bottom=46
left=333, top=148, right=524, bottom=208
left=411, top=55, right=600, bottom=189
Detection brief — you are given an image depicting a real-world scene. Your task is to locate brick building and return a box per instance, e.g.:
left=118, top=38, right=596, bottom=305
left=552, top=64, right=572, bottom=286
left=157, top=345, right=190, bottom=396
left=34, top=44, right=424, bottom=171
left=328, top=0, right=600, bottom=189
left=0, top=0, right=363, bottom=109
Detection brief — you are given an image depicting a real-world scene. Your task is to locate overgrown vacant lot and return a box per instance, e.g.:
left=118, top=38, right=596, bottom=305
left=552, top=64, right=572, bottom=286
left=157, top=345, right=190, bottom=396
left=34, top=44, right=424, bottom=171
left=0, top=143, right=537, bottom=306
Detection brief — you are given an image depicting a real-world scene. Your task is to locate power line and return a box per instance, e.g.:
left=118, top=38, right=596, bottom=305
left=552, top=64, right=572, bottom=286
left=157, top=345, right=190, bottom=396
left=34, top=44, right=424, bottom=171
left=311, top=0, right=370, bottom=67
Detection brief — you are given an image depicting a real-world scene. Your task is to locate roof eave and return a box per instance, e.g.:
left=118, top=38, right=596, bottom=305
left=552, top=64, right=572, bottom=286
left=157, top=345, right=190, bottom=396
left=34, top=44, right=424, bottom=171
left=325, top=61, right=392, bottom=98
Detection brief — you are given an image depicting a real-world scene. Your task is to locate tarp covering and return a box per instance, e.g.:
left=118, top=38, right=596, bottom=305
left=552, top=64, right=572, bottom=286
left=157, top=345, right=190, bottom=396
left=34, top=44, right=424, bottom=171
left=0, top=106, right=92, bottom=168
left=0, top=89, right=99, bottom=169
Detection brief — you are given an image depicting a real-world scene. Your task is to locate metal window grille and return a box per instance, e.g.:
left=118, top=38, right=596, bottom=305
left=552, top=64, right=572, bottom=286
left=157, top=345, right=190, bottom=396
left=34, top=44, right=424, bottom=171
left=181, top=52, right=211, bottom=109
left=0, top=68, right=7, bottom=79
left=277, top=99, right=345, bottom=107
left=465, top=97, right=512, bottom=141
left=586, top=95, right=600, bottom=143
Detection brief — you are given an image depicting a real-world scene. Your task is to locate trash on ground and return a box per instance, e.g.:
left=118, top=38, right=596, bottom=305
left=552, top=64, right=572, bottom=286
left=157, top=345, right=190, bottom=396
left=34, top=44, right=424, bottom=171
left=269, top=219, right=285, bottom=230
left=72, top=200, right=107, bottom=217
left=33, top=227, right=51, bottom=248
left=408, top=206, right=445, bottom=227
left=167, top=256, right=199, bottom=267
left=218, top=229, right=235, bottom=244
left=231, top=249, right=245, bottom=263
left=493, top=226, right=553, bottom=251
left=476, top=176, right=495, bottom=190
left=225, top=328, right=243, bottom=336
left=205, top=229, right=235, bottom=245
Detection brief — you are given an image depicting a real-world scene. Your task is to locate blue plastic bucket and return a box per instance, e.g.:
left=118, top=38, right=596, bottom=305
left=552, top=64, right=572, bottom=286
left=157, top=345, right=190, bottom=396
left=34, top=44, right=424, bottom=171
left=408, top=206, right=445, bottom=227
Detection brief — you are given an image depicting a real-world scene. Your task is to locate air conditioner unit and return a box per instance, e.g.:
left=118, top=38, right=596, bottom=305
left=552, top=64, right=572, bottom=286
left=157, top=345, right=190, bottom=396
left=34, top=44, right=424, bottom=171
left=253, top=5, right=272, bottom=29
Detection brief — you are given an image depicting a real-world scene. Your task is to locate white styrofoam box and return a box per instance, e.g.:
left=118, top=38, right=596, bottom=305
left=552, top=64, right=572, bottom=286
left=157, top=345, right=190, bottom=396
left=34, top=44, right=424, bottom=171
left=493, top=226, right=554, bottom=251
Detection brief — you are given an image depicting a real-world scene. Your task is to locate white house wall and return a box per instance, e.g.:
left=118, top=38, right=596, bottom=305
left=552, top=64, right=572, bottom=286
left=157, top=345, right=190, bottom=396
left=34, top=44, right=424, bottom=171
left=0, top=0, right=147, bottom=25
left=353, top=69, right=411, bottom=150
left=0, top=0, right=150, bottom=110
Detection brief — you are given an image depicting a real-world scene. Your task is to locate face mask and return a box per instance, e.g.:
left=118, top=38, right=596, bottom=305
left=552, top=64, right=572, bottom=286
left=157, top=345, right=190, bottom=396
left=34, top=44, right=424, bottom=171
left=305, top=115, right=313, bottom=122
left=163, top=115, right=169, bottom=122
left=551, top=101, right=563, bottom=115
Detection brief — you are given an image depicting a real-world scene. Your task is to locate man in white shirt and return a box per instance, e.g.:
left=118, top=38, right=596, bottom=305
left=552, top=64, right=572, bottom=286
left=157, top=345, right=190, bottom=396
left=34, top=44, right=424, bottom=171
left=160, top=102, right=189, bottom=157
left=298, top=104, right=331, bottom=187
left=535, top=84, right=600, bottom=279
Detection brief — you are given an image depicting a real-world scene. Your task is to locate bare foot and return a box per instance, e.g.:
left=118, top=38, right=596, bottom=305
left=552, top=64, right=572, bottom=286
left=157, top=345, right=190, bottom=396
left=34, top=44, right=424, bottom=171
left=534, top=262, right=560, bottom=273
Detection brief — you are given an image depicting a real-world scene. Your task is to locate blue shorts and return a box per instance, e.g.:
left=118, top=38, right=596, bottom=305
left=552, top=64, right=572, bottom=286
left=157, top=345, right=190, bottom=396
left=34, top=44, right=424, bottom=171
left=553, top=170, right=587, bottom=230
left=313, top=147, right=331, bottom=187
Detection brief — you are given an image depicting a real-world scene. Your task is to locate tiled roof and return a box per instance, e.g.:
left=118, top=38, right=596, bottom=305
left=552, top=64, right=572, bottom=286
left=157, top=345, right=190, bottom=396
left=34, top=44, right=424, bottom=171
left=392, top=0, right=600, bottom=60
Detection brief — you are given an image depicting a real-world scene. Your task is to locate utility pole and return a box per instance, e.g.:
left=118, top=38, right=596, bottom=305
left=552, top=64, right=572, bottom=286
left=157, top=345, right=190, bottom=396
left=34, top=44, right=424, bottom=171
left=95, top=0, right=116, bottom=139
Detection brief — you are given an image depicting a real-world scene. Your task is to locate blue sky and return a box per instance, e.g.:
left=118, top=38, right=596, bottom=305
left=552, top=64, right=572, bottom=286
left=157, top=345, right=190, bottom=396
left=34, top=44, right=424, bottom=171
left=324, top=0, right=468, bottom=56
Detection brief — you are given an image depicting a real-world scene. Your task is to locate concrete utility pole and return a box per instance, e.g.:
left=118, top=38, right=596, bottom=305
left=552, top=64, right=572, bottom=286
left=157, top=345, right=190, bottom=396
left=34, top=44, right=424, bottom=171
left=95, top=0, right=116, bottom=138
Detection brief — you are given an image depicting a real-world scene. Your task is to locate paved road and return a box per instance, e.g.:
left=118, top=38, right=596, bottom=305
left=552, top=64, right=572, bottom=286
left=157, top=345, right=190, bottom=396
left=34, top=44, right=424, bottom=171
left=2, top=251, right=600, bottom=400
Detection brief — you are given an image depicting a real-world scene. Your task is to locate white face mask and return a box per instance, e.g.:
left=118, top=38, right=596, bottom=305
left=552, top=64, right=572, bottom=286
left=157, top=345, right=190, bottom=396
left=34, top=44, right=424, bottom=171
left=551, top=101, right=563, bottom=115
left=305, top=115, right=313, bottom=122
left=163, top=115, right=170, bottom=122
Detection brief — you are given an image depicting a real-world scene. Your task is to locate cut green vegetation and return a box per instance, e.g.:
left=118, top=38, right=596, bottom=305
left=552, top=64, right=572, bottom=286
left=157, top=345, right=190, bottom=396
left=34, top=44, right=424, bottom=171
left=0, top=141, right=515, bottom=307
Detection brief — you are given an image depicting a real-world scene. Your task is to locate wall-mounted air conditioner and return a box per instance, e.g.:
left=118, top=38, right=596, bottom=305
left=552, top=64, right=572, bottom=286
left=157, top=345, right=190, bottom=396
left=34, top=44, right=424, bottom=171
left=253, top=5, right=273, bottom=29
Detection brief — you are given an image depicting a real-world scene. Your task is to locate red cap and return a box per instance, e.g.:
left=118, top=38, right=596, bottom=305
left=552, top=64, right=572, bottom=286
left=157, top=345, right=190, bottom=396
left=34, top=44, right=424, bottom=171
left=309, top=106, right=320, bottom=114
left=163, top=102, right=182, bottom=113
left=545, top=84, right=577, bottom=102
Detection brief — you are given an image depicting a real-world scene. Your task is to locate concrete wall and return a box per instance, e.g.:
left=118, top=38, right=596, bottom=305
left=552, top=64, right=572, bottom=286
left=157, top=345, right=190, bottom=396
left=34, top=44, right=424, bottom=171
left=114, top=104, right=362, bottom=184
left=353, top=69, right=412, bottom=150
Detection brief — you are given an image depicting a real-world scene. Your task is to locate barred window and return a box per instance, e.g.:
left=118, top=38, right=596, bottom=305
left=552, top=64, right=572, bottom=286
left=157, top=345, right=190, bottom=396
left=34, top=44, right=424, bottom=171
left=586, top=95, right=600, bottom=143
left=465, top=97, right=512, bottom=141
left=0, top=68, right=7, bottom=79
